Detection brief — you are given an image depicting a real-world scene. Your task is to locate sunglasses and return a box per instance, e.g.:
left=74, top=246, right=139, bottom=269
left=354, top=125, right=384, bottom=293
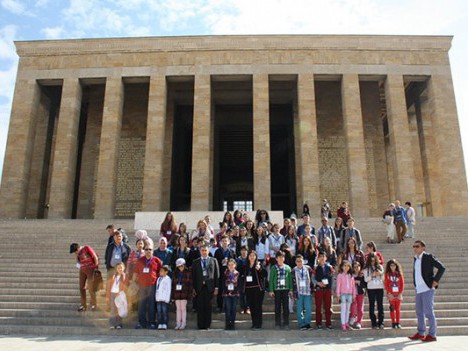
left=144, top=248, right=153, bottom=251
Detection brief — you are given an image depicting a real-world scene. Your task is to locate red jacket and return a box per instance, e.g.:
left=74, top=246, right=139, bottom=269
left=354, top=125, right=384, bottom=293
left=384, top=272, right=404, bottom=295
left=134, top=256, right=162, bottom=287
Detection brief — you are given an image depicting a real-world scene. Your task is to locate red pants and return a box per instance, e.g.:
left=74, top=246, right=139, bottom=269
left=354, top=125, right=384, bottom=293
left=315, top=289, right=332, bottom=327
left=350, top=293, right=364, bottom=323
left=389, top=297, right=401, bottom=323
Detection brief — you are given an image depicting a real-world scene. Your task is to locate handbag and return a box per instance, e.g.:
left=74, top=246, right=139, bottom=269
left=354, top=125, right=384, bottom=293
left=114, top=291, right=128, bottom=318
left=93, top=269, right=103, bottom=292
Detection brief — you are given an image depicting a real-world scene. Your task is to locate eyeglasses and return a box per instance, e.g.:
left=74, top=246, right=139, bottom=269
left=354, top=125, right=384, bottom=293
left=413, top=245, right=421, bottom=248
left=144, top=248, right=153, bottom=251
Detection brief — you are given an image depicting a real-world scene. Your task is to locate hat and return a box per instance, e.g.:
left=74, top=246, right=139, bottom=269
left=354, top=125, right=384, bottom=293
left=69, top=243, right=79, bottom=254
left=176, top=258, right=186, bottom=267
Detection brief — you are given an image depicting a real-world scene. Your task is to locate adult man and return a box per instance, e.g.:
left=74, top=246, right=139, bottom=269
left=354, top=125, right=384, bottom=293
left=409, top=240, right=445, bottom=342
left=297, top=214, right=315, bottom=237
left=192, top=244, right=220, bottom=329
left=105, top=231, right=131, bottom=274
left=214, top=236, right=236, bottom=312
left=133, top=240, right=162, bottom=329
left=393, top=200, right=407, bottom=243
left=70, top=243, right=99, bottom=312
left=405, top=202, right=416, bottom=239
left=153, top=237, right=173, bottom=268
left=317, top=217, right=336, bottom=249
left=341, top=218, right=363, bottom=251
left=106, top=224, right=128, bottom=245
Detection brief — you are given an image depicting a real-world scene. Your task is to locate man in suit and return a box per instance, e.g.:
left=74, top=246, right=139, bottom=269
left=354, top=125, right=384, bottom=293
left=192, top=244, right=220, bottom=329
left=409, top=240, right=445, bottom=342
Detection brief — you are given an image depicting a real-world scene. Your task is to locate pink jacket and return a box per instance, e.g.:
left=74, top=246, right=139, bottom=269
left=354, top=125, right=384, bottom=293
left=336, top=273, right=356, bottom=297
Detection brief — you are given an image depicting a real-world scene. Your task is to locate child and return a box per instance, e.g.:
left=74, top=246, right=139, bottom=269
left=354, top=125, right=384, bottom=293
left=312, top=251, right=334, bottom=330
left=155, top=265, right=172, bottom=330
left=268, top=250, right=293, bottom=329
left=236, top=246, right=250, bottom=314
left=106, top=262, right=128, bottom=329
left=292, top=255, right=313, bottom=330
left=209, top=238, right=218, bottom=257
left=335, top=260, right=356, bottom=331
left=364, top=252, right=385, bottom=329
left=171, top=258, right=192, bottom=330
left=349, top=262, right=366, bottom=329
left=384, top=258, right=404, bottom=328
left=223, top=259, right=240, bottom=330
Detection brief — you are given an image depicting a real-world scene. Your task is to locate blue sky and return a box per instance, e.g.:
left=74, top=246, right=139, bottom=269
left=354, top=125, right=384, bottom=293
left=1, top=0, right=468, bottom=184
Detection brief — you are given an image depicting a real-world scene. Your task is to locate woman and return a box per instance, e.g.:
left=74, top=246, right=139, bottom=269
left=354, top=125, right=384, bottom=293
left=383, top=204, right=396, bottom=243
left=253, top=226, right=268, bottom=264
left=339, top=237, right=365, bottom=269
left=241, top=250, right=267, bottom=329
left=190, top=219, right=211, bottom=244
left=234, top=210, right=245, bottom=226
left=297, top=235, right=316, bottom=267
left=222, top=211, right=235, bottom=229
left=236, top=226, right=255, bottom=255
left=365, top=241, right=384, bottom=265
left=364, top=252, right=385, bottom=329
left=321, top=237, right=337, bottom=268
left=160, top=212, right=177, bottom=241
left=177, top=223, right=190, bottom=244
left=333, top=217, right=346, bottom=255
left=285, top=225, right=299, bottom=256
left=255, top=210, right=270, bottom=227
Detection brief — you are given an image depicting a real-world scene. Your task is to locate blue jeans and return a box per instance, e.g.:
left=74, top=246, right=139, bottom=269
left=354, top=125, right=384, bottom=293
left=407, top=222, right=415, bottom=238
left=296, top=294, right=312, bottom=327
left=416, top=289, right=437, bottom=337
left=157, top=301, right=169, bottom=325
left=138, top=285, right=156, bottom=327
left=224, top=296, right=237, bottom=322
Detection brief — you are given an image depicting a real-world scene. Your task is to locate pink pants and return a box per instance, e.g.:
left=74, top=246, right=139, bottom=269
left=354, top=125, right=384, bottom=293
left=350, top=294, right=364, bottom=323
left=175, top=300, right=187, bottom=328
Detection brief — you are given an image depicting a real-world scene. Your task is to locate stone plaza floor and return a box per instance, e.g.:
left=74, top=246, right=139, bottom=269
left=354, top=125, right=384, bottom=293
left=1, top=335, right=467, bottom=351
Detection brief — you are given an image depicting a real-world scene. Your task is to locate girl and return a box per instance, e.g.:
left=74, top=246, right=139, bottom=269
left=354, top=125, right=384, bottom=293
left=321, top=237, right=337, bottom=268
left=222, top=211, right=235, bottom=229
left=339, top=237, right=365, bottom=269
left=298, top=235, right=317, bottom=267
left=242, top=250, right=267, bottom=329
left=177, top=223, right=190, bottom=244
left=285, top=225, right=299, bottom=256
left=384, top=259, right=404, bottom=329
left=171, top=258, right=192, bottom=330
left=336, top=260, right=356, bottom=331
left=364, top=252, right=385, bottom=329
left=334, top=217, right=345, bottom=255
left=365, top=241, right=384, bottom=265
left=233, top=210, right=245, bottom=226
left=245, top=220, right=256, bottom=238
left=349, top=261, right=366, bottom=329
left=155, top=265, right=172, bottom=330
left=266, top=224, right=284, bottom=266
left=223, top=259, right=240, bottom=330
left=106, top=262, right=128, bottom=329
left=160, top=212, right=177, bottom=241
left=236, top=226, right=255, bottom=255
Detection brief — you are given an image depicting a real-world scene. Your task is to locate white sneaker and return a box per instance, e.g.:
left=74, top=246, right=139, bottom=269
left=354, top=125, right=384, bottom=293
left=157, top=324, right=163, bottom=330
left=175, top=325, right=180, bottom=330
left=355, top=323, right=361, bottom=329
left=163, top=324, right=167, bottom=330
left=349, top=317, right=356, bottom=326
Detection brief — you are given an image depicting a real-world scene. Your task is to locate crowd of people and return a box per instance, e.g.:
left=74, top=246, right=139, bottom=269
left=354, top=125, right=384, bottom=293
left=70, top=203, right=444, bottom=342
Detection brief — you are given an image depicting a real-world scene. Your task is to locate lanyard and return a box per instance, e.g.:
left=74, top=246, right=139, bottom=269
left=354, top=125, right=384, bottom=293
left=202, top=258, right=207, bottom=270
left=145, top=257, right=153, bottom=267
left=223, top=248, right=230, bottom=258
left=300, top=267, right=304, bottom=279
left=156, top=277, right=162, bottom=290
left=178, top=272, right=183, bottom=285
left=229, top=272, right=235, bottom=283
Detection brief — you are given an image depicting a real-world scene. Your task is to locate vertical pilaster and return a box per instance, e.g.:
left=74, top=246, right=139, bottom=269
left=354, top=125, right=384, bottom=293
left=342, top=74, right=370, bottom=217
left=0, top=78, right=41, bottom=218
left=297, top=74, right=321, bottom=217
left=384, top=75, right=416, bottom=202
left=94, top=77, right=124, bottom=218
left=253, top=74, right=271, bottom=210
left=142, top=75, right=167, bottom=211
left=48, top=78, right=82, bottom=218
left=190, top=75, right=211, bottom=210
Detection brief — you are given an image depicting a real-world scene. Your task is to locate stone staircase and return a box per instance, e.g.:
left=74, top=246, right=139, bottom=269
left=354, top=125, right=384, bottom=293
left=0, top=217, right=466, bottom=338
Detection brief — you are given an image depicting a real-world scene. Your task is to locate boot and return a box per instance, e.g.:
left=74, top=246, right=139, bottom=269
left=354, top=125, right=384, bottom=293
left=230, top=321, right=235, bottom=330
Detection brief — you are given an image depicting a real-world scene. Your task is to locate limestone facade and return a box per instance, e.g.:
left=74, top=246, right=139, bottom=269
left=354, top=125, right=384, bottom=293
left=0, top=35, right=467, bottom=219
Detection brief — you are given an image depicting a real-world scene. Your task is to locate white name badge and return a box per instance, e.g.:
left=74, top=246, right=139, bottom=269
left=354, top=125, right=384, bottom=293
left=392, top=286, right=399, bottom=293
left=246, top=276, right=253, bottom=282
left=114, top=254, right=120, bottom=259
left=322, top=278, right=329, bottom=285
left=279, top=279, right=286, bottom=286
left=228, top=283, right=234, bottom=291
left=303, top=259, right=308, bottom=264
left=223, top=262, right=227, bottom=266
left=300, top=281, right=307, bottom=288
left=76, top=263, right=81, bottom=269
left=203, top=270, right=208, bottom=276
left=143, top=267, right=150, bottom=273
left=167, top=231, right=172, bottom=234
left=176, top=284, right=183, bottom=291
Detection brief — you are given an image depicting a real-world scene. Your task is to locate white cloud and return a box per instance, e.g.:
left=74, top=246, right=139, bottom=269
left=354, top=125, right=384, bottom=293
left=41, top=26, right=63, bottom=39
left=1, top=0, right=25, bottom=14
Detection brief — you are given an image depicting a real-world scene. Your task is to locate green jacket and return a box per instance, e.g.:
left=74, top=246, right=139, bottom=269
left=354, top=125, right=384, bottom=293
left=269, top=264, right=293, bottom=292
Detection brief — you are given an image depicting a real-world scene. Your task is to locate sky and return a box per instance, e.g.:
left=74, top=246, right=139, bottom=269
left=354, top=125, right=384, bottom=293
left=1, top=0, right=468, bottom=184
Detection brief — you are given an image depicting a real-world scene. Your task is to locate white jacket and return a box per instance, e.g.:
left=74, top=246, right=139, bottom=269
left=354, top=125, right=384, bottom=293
left=364, top=267, right=384, bottom=290
left=155, top=276, right=172, bottom=303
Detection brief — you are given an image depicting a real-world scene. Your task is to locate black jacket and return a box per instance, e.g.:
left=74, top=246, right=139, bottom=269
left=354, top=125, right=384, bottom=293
left=105, top=242, right=131, bottom=270
left=413, top=252, right=445, bottom=289
left=192, top=256, right=220, bottom=293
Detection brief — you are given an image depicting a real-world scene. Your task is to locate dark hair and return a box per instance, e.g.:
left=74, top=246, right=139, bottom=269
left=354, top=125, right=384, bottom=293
left=317, top=250, right=327, bottom=258
left=295, top=254, right=304, bottom=260
left=276, top=250, right=285, bottom=258
left=405, top=201, right=411, bottom=206
left=365, top=252, right=382, bottom=270
left=69, top=243, right=79, bottom=254
left=414, top=240, right=426, bottom=248
left=385, top=258, right=403, bottom=277
left=240, top=245, right=248, bottom=251
left=106, top=224, right=114, bottom=230
left=160, top=265, right=170, bottom=273
left=366, top=241, right=377, bottom=252
left=255, top=210, right=270, bottom=223
left=339, top=260, right=353, bottom=275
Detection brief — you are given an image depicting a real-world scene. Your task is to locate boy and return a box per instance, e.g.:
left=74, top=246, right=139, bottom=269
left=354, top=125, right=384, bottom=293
left=292, top=255, right=313, bottom=330
left=312, top=251, right=334, bottom=330
left=155, top=265, right=171, bottom=330
left=269, top=251, right=293, bottom=329
left=236, top=246, right=250, bottom=314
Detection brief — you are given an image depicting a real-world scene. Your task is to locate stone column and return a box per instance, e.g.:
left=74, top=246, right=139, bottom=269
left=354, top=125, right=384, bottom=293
left=423, top=74, right=468, bottom=216
left=296, top=74, right=321, bottom=217
left=94, top=77, right=124, bottom=219
left=384, top=75, right=416, bottom=202
left=253, top=74, right=271, bottom=210
left=0, top=78, right=41, bottom=218
left=190, top=75, right=211, bottom=210
left=142, top=75, right=167, bottom=211
left=341, top=74, right=370, bottom=217
left=48, top=78, right=82, bottom=218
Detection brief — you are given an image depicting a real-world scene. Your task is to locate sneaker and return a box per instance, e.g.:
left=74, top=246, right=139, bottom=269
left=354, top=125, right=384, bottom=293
left=379, top=324, right=385, bottom=329
left=135, top=324, right=143, bottom=329
left=90, top=305, right=96, bottom=311
left=246, top=308, right=251, bottom=315
left=179, top=325, right=186, bottom=330
left=422, top=335, right=437, bottom=342
left=240, top=309, right=245, bottom=314
left=341, top=325, right=347, bottom=331
left=162, top=324, right=167, bottom=330
left=392, top=323, right=397, bottom=329
left=175, top=325, right=180, bottom=330
left=349, top=317, right=356, bottom=326
left=149, top=324, right=157, bottom=330
left=408, top=333, right=425, bottom=340
left=316, top=325, right=323, bottom=330
left=77, top=305, right=86, bottom=312
left=300, top=326, right=308, bottom=331
left=109, top=326, right=115, bottom=329
left=326, top=326, right=334, bottom=330
left=157, top=324, right=163, bottom=330
left=355, top=323, right=361, bottom=329
left=396, top=323, right=402, bottom=329
left=116, top=325, right=122, bottom=329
